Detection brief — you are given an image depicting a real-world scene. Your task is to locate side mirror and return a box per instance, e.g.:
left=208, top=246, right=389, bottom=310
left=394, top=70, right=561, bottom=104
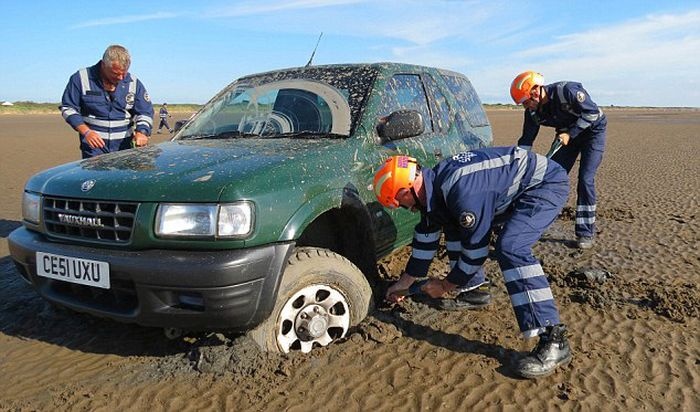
left=377, top=110, right=424, bottom=141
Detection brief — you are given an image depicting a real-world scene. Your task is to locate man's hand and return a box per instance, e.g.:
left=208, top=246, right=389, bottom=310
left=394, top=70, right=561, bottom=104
left=133, top=131, right=149, bottom=147
left=385, top=273, right=417, bottom=303
left=423, top=279, right=458, bottom=298
left=557, top=132, right=570, bottom=146
left=83, top=129, right=105, bottom=149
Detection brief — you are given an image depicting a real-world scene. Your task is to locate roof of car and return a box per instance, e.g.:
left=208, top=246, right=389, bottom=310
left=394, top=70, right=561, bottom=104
left=237, top=62, right=467, bottom=80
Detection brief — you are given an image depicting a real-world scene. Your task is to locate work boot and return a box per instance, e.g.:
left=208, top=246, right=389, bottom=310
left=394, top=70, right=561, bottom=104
left=576, top=236, right=594, bottom=249
left=438, top=288, right=492, bottom=310
left=516, top=324, right=572, bottom=379
left=455, top=277, right=491, bottom=294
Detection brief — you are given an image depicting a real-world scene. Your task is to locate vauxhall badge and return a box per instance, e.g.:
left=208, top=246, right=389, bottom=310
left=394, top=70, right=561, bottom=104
left=81, top=179, right=96, bottom=192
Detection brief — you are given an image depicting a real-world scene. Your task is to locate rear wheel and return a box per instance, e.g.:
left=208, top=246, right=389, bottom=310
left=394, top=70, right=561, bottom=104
left=249, top=247, right=373, bottom=353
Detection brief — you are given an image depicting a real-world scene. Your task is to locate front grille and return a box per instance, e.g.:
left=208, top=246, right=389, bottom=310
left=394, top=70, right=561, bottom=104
left=43, top=196, right=139, bottom=243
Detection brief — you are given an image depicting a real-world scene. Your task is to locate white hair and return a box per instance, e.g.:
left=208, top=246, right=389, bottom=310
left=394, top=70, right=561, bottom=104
left=102, top=45, right=131, bottom=69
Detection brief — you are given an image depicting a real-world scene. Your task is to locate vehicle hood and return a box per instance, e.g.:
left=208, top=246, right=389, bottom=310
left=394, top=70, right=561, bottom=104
left=26, top=139, right=337, bottom=202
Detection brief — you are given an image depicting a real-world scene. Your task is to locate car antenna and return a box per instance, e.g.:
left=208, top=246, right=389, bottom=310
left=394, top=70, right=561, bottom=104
left=305, top=32, right=323, bottom=67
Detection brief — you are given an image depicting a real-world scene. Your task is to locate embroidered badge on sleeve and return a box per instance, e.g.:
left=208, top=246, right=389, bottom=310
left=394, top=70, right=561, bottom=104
left=459, top=211, right=477, bottom=229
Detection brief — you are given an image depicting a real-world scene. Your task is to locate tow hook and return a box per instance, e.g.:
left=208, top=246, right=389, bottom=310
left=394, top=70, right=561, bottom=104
left=163, top=327, right=183, bottom=340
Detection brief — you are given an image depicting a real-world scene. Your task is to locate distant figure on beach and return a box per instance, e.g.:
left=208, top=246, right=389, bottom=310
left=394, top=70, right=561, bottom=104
left=376, top=149, right=572, bottom=379
left=59, top=44, right=154, bottom=158
left=157, top=103, right=173, bottom=134
left=510, top=71, right=607, bottom=249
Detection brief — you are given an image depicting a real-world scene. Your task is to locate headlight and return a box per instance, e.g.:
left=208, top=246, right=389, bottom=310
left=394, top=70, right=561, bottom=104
left=22, top=192, right=41, bottom=224
left=155, top=202, right=254, bottom=238
left=218, top=203, right=254, bottom=237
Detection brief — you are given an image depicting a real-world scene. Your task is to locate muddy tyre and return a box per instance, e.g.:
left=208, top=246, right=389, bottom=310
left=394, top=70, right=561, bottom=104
left=249, top=247, right=373, bottom=353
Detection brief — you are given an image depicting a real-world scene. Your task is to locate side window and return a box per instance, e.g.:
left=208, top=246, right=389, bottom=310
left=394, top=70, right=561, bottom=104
left=441, top=74, right=489, bottom=129
left=423, top=74, right=450, bottom=133
left=379, top=74, right=433, bottom=133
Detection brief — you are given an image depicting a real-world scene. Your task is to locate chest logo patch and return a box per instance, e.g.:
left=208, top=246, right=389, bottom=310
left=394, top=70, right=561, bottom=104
left=126, top=92, right=135, bottom=105
left=459, top=211, right=477, bottom=229
left=453, top=152, right=477, bottom=163
left=576, top=91, right=586, bottom=103
left=143, top=92, right=151, bottom=102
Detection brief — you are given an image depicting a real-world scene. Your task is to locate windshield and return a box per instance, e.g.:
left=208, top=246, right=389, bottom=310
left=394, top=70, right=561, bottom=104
left=177, top=66, right=378, bottom=140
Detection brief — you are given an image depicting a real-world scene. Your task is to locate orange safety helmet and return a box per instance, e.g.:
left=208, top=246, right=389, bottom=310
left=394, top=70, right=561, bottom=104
left=373, top=155, right=419, bottom=209
left=510, top=71, right=544, bottom=104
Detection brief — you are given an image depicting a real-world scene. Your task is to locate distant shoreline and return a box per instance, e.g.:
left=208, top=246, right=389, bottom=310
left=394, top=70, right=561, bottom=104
left=1, top=103, right=698, bottom=115
left=0, top=103, right=201, bottom=115
left=484, top=105, right=700, bottom=112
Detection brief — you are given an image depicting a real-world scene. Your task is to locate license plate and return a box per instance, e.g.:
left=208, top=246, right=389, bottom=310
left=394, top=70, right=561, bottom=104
left=36, top=252, right=110, bottom=289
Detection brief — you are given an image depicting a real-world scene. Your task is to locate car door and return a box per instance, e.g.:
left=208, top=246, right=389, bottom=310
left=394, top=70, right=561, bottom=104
left=362, top=70, right=457, bottom=255
left=438, top=71, right=492, bottom=148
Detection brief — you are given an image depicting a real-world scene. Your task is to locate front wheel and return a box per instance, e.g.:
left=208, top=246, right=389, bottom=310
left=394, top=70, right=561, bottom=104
left=248, top=247, right=373, bottom=353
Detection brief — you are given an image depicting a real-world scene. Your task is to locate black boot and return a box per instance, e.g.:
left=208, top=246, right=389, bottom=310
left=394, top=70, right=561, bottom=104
left=438, top=288, right=492, bottom=310
left=516, top=324, right=572, bottom=379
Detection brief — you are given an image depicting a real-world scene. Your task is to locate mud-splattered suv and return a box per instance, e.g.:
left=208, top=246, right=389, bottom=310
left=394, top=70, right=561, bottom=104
left=9, top=63, right=491, bottom=353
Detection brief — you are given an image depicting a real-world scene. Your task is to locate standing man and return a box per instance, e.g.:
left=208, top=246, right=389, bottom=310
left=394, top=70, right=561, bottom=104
left=375, top=147, right=572, bottom=379
left=60, top=45, right=154, bottom=158
left=510, top=71, right=607, bottom=249
left=157, top=103, right=173, bottom=134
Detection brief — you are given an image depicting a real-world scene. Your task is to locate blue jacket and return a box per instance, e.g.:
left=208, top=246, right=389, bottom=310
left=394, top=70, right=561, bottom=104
left=518, top=81, right=605, bottom=149
left=60, top=62, right=154, bottom=145
left=406, top=146, right=567, bottom=281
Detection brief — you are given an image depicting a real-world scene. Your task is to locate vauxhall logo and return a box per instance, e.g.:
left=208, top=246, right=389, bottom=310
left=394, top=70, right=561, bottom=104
left=58, top=213, right=105, bottom=228
left=81, top=180, right=96, bottom=192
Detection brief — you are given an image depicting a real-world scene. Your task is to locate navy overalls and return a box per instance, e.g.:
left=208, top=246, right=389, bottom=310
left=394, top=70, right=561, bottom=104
left=518, top=81, right=607, bottom=238
left=406, top=146, right=569, bottom=335
left=60, top=62, right=154, bottom=158
left=158, top=106, right=172, bottom=132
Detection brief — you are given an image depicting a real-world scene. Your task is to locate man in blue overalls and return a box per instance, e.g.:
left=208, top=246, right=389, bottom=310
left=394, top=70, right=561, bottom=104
left=374, top=147, right=572, bottom=379
left=156, top=103, right=173, bottom=134
left=510, top=71, right=607, bottom=249
left=60, top=45, right=154, bottom=158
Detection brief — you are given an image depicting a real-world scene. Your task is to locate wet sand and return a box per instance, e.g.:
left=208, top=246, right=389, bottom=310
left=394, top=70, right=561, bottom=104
left=0, top=109, right=698, bottom=410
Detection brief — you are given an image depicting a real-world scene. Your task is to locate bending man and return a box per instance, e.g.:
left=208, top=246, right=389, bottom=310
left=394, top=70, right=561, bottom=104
left=375, top=147, right=571, bottom=379
left=511, top=71, right=607, bottom=249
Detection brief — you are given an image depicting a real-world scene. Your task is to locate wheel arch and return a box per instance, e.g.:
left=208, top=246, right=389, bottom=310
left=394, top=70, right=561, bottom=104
left=280, top=185, right=379, bottom=281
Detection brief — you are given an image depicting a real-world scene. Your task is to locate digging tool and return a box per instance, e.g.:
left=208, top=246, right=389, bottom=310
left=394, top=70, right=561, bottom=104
left=546, top=137, right=563, bottom=158
left=390, top=279, right=430, bottom=298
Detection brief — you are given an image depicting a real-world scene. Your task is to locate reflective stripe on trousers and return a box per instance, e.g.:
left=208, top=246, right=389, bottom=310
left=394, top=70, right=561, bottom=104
left=494, top=179, right=568, bottom=332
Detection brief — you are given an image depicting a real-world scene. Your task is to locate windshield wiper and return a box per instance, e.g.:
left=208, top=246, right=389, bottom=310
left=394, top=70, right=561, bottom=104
left=180, top=131, right=260, bottom=140
left=266, top=131, right=348, bottom=139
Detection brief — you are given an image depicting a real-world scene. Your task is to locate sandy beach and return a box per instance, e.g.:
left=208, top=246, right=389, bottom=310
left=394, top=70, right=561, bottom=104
left=0, top=108, right=698, bottom=411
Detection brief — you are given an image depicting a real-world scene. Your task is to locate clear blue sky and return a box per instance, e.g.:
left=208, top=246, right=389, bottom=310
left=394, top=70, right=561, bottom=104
left=2, top=1, right=699, bottom=107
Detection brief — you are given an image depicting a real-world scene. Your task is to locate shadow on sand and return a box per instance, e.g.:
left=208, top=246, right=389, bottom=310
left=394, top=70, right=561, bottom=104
left=0, top=219, right=21, bottom=238
left=0, top=255, right=219, bottom=358
left=371, top=307, right=525, bottom=379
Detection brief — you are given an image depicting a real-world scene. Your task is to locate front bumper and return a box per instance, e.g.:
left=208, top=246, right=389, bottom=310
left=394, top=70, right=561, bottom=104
left=8, top=227, right=294, bottom=331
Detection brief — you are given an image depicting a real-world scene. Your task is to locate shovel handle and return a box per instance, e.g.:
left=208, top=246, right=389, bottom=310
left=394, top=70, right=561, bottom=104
left=391, top=279, right=430, bottom=297
left=546, top=138, right=563, bottom=158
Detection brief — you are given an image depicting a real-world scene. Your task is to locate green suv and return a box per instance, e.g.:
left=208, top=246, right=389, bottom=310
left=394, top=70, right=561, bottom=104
left=9, top=63, right=491, bottom=353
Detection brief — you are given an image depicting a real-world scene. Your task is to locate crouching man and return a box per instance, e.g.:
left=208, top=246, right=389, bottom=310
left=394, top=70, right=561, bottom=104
left=373, top=146, right=572, bottom=378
